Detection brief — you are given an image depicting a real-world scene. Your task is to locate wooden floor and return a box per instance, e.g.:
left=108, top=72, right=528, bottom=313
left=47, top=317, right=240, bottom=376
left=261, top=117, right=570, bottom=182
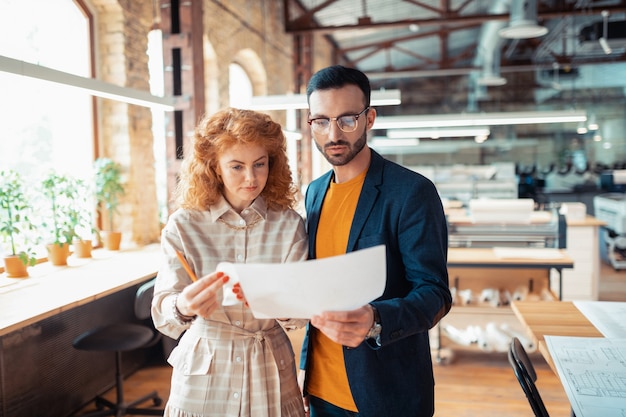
left=77, top=261, right=625, bottom=416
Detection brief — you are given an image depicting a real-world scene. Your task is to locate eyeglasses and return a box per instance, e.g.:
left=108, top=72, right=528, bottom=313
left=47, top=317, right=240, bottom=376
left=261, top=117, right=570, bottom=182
left=307, top=107, right=370, bottom=134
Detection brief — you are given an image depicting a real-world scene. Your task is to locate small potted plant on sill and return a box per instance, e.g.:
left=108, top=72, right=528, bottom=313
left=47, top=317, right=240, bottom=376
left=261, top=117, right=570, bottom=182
left=0, top=170, right=39, bottom=277
left=68, top=178, right=98, bottom=258
left=40, top=172, right=80, bottom=266
left=94, top=158, right=125, bottom=250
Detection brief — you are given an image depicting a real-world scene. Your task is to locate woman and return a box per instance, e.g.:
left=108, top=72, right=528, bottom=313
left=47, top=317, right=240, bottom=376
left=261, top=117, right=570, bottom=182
left=152, top=108, right=307, bottom=417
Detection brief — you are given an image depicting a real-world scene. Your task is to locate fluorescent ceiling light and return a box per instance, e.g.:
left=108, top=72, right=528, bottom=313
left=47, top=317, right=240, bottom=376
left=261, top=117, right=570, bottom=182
left=0, top=55, right=177, bottom=111
left=477, top=74, right=507, bottom=86
left=248, top=94, right=307, bottom=110
left=247, top=89, right=401, bottom=110
left=387, top=127, right=490, bottom=139
left=370, top=137, right=420, bottom=147
left=373, top=110, right=587, bottom=129
left=283, top=130, right=302, bottom=140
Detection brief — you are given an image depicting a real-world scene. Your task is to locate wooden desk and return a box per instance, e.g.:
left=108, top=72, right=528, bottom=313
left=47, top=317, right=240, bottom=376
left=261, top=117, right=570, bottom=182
left=448, top=248, right=574, bottom=300
left=510, top=301, right=603, bottom=371
left=0, top=244, right=161, bottom=417
left=448, top=247, right=573, bottom=269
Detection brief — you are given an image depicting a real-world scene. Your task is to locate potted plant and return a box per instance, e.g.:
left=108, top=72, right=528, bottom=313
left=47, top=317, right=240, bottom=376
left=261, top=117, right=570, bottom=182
left=40, top=172, right=79, bottom=266
left=0, top=170, right=39, bottom=277
left=68, top=178, right=98, bottom=258
left=94, top=158, right=125, bottom=250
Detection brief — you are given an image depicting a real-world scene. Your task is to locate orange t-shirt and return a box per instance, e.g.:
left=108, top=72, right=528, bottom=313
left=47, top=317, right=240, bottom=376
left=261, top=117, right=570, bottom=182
left=306, top=170, right=366, bottom=411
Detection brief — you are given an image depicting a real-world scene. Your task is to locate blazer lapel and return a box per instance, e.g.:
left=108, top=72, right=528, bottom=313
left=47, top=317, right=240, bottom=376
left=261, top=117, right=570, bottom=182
left=346, top=151, right=384, bottom=252
left=306, top=170, right=333, bottom=259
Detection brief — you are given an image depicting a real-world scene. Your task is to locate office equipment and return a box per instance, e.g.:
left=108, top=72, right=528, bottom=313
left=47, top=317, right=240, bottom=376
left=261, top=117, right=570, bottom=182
left=469, top=198, right=535, bottom=224
left=593, top=192, right=626, bottom=269
left=599, top=170, right=626, bottom=193
left=448, top=206, right=566, bottom=249
left=72, top=279, right=163, bottom=416
left=560, top=203, right=587, bottom=221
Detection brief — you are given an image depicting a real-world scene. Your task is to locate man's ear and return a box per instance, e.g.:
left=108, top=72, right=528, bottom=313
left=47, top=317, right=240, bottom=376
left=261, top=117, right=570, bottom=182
left=367, top=107, right=377, bottom=129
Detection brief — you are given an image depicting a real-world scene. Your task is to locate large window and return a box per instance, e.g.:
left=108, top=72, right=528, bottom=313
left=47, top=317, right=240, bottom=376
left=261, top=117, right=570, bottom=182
left=229, top=63, right=253, bottom=108
left=0, top=0, right=94, bottom=258
left=0, top=0, right=94, bottom=182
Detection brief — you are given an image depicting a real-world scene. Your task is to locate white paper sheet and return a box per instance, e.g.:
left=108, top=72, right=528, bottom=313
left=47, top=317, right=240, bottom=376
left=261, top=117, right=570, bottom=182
left=573, top=301, right=626, bottom=338
left=217, top=245, right=386, bottom=319
left=545, top=335, right=626, bottom=417
left=492, top=247, right=566, bottom=259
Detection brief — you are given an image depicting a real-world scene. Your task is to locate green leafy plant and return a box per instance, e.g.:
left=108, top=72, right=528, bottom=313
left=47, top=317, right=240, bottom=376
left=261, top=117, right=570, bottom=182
left=0, top=170, right=38, bottom=267
left=94, top=158, right=125, bottom=231
left=40, top=172, right=80, bottom=246
left=68, top=178, right=98, bottom=242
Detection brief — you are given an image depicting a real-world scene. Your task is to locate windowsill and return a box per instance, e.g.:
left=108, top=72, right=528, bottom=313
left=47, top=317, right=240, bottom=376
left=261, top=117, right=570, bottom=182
left=0, top=244, right=160, bottom=336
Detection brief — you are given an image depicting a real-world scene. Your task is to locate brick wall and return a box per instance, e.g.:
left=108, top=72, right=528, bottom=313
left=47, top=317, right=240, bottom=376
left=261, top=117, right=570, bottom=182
left=92, top=0, right=169, bottom=246
left=89, top=0, right=333, bottom=245
left=203, top=0, right=295, bottom=123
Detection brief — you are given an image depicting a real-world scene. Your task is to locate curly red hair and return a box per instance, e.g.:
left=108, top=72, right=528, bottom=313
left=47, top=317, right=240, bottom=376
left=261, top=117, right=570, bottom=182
left=174, top=108, right=297, bottom=211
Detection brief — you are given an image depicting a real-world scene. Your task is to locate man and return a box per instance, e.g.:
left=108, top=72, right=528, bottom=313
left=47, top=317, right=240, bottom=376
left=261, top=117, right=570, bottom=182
left=300, top=65, right=452, bottom=417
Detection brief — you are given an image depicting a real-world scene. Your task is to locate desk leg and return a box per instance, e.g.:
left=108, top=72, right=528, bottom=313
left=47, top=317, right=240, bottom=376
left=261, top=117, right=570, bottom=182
left=436, top=322, right=442, bottom=361
left=432, top=322, right=453, bottom=365
left=548, top=267, right=563, bottom=300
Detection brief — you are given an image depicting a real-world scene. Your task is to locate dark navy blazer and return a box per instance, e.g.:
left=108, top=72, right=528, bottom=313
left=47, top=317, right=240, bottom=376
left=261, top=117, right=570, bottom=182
left=300, top=150, right=452, bottom=417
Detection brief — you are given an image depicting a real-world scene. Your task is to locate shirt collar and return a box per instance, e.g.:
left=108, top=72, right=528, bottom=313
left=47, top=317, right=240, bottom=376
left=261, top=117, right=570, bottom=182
left=210, top=195, right=268, bottom=223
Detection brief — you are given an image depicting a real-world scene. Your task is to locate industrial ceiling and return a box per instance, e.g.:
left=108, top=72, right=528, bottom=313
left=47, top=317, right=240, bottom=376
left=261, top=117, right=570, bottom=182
left=284, top=0, right=626, bottom=148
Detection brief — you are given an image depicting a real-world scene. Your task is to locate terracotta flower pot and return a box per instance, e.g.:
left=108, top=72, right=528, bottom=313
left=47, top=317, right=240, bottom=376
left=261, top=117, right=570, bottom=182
left=46, top=242, right=70, bottom=266
left=102, top=231, right=122, bottom=251
left=3, top=255, right=29, bottom=278
left=73, top=239, right=93, bottom=258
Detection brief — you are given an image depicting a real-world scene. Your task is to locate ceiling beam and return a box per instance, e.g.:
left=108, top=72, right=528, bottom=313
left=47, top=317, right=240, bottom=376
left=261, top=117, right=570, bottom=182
left=366, top=55, right=626, bottom=80
left=285, top=5, right=626, bottom=34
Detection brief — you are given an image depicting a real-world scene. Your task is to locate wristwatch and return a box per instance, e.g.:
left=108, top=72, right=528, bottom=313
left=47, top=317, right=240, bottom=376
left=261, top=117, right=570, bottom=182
left=366, top=305, right=382, bottom=345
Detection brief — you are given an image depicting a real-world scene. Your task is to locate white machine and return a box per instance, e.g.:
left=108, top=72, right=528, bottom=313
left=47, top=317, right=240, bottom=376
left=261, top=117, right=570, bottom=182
left=594, top=193, right=626, bottom=270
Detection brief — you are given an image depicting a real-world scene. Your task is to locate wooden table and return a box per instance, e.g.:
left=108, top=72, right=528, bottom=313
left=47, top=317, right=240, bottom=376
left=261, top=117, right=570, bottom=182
left=510, top=301, right=603, bottom=372
left=433, top=248, right=575, bottom=363
left=448, top=248, right=574, bottom=300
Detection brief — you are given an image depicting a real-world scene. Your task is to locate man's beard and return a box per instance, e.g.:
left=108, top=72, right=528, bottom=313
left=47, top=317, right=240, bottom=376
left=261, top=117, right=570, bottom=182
left=315, top=129, right=367, bottom=167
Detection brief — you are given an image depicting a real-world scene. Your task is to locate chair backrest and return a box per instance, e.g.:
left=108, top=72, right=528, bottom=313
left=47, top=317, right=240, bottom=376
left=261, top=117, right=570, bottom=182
left=135, top=278, right=156, bottom=320
left=508, top=337, right=551, bottom=417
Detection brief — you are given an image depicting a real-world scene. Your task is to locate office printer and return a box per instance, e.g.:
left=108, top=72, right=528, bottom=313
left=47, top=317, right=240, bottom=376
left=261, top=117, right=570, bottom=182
left=594, top=192, right=626, bottom=270
left=447, top=199, right=566, bottom=249
left=600, top=169, right=626, bottom=193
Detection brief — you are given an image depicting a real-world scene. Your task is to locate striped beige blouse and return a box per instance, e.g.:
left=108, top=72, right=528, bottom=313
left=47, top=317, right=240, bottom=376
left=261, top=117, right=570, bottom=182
left=152, top=196, right=308, bottom=417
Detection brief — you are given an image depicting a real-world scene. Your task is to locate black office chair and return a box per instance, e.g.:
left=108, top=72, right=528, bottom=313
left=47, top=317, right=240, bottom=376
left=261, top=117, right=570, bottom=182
left=508, top=337, right=552, bottom=417
left=72, top=279, right=164, bottom=416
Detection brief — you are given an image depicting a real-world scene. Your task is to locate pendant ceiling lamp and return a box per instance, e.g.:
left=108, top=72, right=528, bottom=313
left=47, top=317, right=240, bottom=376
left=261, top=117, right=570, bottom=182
left=498, top=0, right=548, bottom=39
left=477, top=47, right=507, bottom=86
